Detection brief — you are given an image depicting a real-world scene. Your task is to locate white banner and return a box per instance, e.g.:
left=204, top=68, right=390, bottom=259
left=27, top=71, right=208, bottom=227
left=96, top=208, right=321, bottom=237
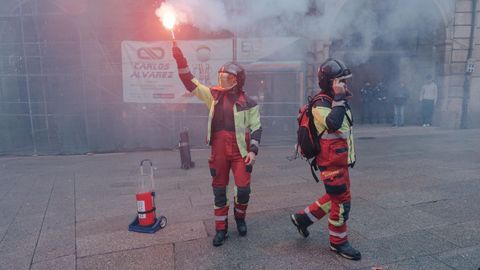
left=122, top=39, right=232, bottom=103
left=122, top=38, right=300, bottom=103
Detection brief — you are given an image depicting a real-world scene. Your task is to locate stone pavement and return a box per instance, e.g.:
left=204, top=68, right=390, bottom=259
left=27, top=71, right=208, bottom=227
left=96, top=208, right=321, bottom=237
left=0, top=126, right=479, bottom=270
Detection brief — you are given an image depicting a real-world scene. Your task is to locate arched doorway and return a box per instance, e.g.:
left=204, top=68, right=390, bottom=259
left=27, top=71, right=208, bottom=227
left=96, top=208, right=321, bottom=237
left=329, top=0, right=447, bottom=125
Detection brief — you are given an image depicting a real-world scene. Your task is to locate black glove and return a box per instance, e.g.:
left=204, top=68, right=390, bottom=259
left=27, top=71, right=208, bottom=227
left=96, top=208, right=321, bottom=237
left=172, top=46, right=188, bottom=68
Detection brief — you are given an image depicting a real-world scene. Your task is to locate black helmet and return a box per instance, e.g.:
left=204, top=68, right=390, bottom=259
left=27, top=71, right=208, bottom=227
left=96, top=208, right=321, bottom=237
left=318, top=58, right=352, bottom=90
left=216, top=62, right=246, bottom=91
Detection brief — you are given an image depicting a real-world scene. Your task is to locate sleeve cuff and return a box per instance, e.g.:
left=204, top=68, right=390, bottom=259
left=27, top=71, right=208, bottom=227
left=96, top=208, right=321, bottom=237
left=249, top=139, right=259, bottom=155
left=333, top=93, right=347, bottom=101
left=332, top=99, right=346, bottom=107
left=178, top=66, right=190, bottom=74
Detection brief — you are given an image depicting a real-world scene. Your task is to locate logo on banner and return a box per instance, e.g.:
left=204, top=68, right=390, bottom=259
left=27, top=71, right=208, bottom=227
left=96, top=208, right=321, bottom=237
left=192, top=45, right=212, bottom=86
left=122, top=39, right=232, bottom=104
left=137, top=47, right=165, bottom=60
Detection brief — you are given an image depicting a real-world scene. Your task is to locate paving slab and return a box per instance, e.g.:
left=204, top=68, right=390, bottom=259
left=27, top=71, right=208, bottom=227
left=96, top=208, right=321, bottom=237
left=428, top=178, right=480, bottom=200
left=0, top=187, right=33, bottom=228
left=32, top=225, right=75, bottom=263
left=428, top=220, right=480, bottom=248
left=0, top=215, right=44, bottom=255
left=363, top=255, right=454, bottom=270
left=361, top=189, right=448, bottom=209
left=346, top=198, right=450, bottom=239
left=176, top=209, right=350, bottom=270
left=76, top=220, right=207, bottom=257
left=336, top=230, right=458, bottom=269
left=75, top=194, right=145, bottom=222
left=0, top=250, right=34, bottom=270
left=31, top=255, right=76, bottom=270
left=76, top=244, right=174, bottom=270
left=1, top=127, right=480, bottom=269
left=433, top=245, right=480, bottom=269
left=0, top=225, right=7, bottom=240
left=413, top=194, right=480, bottom=224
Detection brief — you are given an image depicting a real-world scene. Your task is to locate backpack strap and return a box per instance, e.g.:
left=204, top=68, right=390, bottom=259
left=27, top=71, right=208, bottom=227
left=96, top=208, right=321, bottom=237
left=345, top=111, right=353, bottom=127
left=316, top=93, right=353, bottom=128
left=307, top=93, right=351, bottom=183
left=311, top=94, right=333, bottom=108
left=308, top=128, right=326, bottom=183
left=309, top=158, right=320, bottom=183
left=307, top=93, right=332, bottom=139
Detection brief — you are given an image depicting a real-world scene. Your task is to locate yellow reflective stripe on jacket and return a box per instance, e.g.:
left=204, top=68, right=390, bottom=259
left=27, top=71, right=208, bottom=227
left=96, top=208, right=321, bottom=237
left=191, top=78, right=214, bottom=108
left=345, top=110, right=355, bottom=164
left=312, top=106, right=356, bottom=165
left=234, top=105, right=261, bottom=157
left=189, top=78, right=261, bottom=157
left=246, top=105, right=261, bottom=134
left=233, top=105, right=247, bottom=156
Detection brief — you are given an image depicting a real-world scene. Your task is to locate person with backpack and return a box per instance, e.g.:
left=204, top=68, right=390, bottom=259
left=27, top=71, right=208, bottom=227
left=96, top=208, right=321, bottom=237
left=172, top=45, right=262, bottom=247
left=291, top=58, right=361, bottom=261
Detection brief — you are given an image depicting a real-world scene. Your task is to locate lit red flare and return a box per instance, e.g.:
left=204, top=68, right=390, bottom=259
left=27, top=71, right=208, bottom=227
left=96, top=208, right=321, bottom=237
left=155, top=4, right=177, bottom=39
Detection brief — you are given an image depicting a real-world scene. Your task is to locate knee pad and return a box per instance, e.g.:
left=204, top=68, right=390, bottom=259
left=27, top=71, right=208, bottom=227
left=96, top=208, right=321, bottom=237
left=213, top=187, right=227, bottom=208
left=324, top=183, right=347, bottom=195
left=235, top=186, right=251, bottom=204
left=342, top=202, right=351, bottom=221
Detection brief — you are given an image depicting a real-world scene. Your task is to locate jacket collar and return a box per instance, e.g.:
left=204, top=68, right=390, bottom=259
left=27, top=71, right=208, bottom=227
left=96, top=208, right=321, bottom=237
left=212, top=88, right=247, bottom=107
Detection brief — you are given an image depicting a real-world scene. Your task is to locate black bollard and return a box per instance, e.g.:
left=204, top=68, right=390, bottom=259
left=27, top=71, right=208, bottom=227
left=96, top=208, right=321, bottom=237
left=179, top=128, right=195, bottom=169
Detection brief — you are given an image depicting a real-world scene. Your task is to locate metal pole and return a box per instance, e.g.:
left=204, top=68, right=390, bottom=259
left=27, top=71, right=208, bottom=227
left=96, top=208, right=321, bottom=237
left=233, top=33, right=237, bottom=62
left=460, top=0, right=478, bottom=129
left=78, top=23, right=91, bottom=151
left=233, top=0, right=238, bottom=62
left=19, top=4, right=38, bottom=155
left=33, top=0, right=52, bottom=151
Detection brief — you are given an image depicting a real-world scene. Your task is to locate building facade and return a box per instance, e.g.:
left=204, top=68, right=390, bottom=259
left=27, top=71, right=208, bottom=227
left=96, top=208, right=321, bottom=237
left=0, top=0, right=478, bottom=155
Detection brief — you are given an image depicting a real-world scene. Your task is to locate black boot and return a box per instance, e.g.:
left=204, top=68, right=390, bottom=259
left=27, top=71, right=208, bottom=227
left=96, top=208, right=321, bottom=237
left=212, top=230, right=228, bottom=247
left=235, top=219, right=247, bottom=236
left=330, top=241, right=361, bottom=261
left=290, top=213, right=312, bottom=238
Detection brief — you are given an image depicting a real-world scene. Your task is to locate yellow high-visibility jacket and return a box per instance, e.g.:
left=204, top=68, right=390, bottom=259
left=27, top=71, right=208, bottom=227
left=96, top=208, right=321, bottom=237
left=312, top=94, right=356, bottom=166
left=178, top=69, right=262, bottom=157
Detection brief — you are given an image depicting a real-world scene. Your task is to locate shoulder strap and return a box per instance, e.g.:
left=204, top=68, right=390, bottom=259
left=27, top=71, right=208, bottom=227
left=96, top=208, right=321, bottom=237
left=345, top=111, right=353, bottom=127
left=310, top=94, right=332, bottom=108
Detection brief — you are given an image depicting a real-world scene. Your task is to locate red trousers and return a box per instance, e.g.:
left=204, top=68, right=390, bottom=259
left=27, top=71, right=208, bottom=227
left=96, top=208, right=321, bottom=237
left=209, top=131, right=251, bottom=231
left=298, top=166, right=351, bottom=245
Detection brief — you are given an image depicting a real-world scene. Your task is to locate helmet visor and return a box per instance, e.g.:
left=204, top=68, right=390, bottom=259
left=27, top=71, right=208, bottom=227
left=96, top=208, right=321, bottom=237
left=337, top=72, right=352, bottom=80
left=319, top=59, right=352, bottom=80
left=216, top=72, right=237, bottom=91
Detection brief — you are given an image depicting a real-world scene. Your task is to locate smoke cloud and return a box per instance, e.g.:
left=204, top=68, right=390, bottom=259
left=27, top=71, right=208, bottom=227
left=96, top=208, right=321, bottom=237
left=158, top=0, right=334, bottom=37
left=159, top=0, right=449, bottom=64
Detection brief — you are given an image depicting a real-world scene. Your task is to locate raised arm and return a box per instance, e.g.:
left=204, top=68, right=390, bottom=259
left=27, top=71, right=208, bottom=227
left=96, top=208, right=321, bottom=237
left=172, top=45, right=213, bottom=108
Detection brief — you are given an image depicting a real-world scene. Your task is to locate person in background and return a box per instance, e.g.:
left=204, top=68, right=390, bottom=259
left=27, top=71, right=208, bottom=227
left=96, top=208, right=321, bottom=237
left=373, top=81, right=388, bottom=124
left=360, top=81, right=374, bottom=124
left=392, top=81, right=409, bottom=127
left=419, top=75, right=438, bottom=127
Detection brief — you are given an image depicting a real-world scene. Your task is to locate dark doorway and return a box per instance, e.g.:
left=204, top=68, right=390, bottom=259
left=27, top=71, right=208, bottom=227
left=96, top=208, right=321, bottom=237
left=330, top=0, right=446, bottom=126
